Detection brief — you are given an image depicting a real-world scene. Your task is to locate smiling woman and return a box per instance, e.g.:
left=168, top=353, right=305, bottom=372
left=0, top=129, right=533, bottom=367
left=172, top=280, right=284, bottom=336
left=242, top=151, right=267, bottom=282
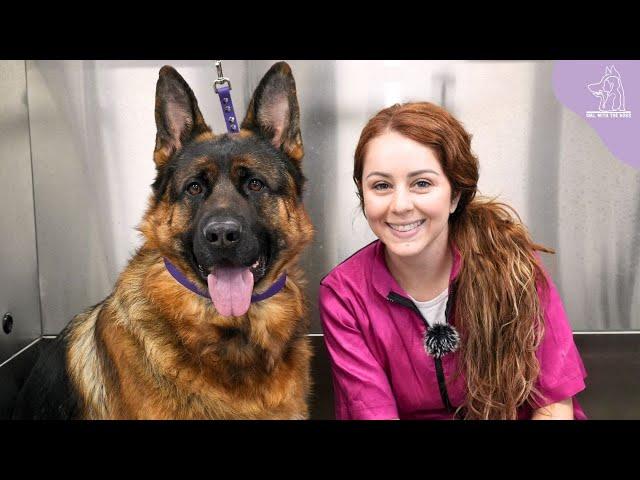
left=319, top=102, right=588, bottom=420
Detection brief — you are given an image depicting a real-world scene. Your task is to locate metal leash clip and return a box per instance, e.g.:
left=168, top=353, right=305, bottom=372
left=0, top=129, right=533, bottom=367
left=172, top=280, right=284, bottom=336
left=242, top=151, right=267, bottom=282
left=213, top=60, right=232, bottom=93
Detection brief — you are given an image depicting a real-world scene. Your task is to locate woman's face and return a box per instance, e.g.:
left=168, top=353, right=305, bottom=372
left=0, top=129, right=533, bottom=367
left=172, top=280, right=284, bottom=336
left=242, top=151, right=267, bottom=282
left=362, top=131, right=459, bottom=260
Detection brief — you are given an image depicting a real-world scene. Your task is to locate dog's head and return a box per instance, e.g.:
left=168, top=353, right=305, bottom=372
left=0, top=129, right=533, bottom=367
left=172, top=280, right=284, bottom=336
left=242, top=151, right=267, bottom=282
left=140, top=62, right=313, bottom=317
left=587, top=65, right=621, bottom=98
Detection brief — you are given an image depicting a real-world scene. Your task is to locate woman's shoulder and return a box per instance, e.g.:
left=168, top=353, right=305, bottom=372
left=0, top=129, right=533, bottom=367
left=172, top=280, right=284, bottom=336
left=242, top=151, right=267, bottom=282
left=320, top=240, right=379, bottom=291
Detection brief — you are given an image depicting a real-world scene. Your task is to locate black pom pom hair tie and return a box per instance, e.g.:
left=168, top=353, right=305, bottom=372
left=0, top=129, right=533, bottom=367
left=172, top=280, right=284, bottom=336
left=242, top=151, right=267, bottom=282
left=423, top=323, right=460, bottom=358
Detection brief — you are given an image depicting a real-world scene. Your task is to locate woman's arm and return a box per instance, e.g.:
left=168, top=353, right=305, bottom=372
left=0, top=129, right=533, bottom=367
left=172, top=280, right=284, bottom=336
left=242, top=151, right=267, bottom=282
left=319, top=283, right=399, bottom=420
left=531, top=397, right=574, bottom=420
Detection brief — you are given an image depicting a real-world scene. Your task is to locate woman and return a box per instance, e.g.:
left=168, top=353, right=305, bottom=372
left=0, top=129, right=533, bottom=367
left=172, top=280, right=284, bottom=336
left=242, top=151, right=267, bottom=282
left=319, top=102, right=587, bottom=420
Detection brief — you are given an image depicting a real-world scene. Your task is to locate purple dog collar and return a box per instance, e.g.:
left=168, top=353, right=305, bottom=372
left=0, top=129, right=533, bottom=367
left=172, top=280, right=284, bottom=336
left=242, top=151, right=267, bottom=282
left=163, top=257, right=287, bottom=304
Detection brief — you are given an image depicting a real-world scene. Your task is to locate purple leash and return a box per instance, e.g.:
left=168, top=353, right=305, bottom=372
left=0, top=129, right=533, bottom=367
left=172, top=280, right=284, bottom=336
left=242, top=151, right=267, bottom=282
left=213, top=60, right=239, bottom=133
left=162, top=61, right=287, bottom=304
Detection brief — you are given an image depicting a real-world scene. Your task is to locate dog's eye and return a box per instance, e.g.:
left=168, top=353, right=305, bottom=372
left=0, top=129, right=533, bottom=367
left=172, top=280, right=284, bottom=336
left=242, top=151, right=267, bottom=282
left=187, top=182, right=203, bottom=195
left=248, top=179, right=264, bottom=192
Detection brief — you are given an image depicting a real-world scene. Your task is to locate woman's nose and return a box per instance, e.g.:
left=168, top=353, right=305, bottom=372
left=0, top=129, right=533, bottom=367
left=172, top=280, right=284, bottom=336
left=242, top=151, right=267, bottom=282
left=390, top=187, right=413, bottom=214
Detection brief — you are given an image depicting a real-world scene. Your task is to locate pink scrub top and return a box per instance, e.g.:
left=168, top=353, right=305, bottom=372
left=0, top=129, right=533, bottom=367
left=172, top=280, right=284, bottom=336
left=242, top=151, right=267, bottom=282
left=319, top=240, right=588, bottom=420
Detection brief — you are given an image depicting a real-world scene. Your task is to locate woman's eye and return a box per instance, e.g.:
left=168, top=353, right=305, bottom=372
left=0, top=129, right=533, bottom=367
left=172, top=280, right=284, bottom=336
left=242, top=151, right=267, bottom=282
left=415, top=180, right=431, bottom=188
left=373, top=183, right=390, bottom=191
left=248, top=178, right=264, bottom=192
left=187, top=182, right=203, bottom=195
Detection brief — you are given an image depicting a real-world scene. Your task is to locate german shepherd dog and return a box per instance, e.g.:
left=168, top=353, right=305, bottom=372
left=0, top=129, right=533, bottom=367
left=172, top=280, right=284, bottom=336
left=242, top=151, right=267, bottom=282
left=13, top=62, right=314, bottom=419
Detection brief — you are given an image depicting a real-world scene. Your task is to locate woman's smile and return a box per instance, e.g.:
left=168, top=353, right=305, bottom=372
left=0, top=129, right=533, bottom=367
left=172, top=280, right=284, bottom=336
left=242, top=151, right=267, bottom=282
left=386, top=219, right=426, bottom=238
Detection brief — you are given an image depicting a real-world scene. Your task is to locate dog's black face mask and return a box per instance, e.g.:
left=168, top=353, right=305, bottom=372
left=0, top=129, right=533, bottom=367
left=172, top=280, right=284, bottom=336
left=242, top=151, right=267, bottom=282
left=149, top=62, right=307, bottom=317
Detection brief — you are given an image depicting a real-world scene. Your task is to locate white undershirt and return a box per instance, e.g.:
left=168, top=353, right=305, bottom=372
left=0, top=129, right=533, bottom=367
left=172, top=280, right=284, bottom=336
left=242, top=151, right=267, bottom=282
left=409, top=287, right=449, bottom=327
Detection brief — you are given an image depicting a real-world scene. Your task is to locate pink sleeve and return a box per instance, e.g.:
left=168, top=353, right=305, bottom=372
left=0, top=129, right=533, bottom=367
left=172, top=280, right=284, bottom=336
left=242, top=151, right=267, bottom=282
left=533, top=266, right=588, bottom=415
left=318, top=283, right=399, bottom=420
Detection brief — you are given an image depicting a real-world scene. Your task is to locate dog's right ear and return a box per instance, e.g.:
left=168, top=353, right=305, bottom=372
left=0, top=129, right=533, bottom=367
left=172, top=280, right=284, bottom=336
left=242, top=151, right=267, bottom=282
left=154, top=66, right=211, bottom=168
left=241, top=62, right=304, bottom=163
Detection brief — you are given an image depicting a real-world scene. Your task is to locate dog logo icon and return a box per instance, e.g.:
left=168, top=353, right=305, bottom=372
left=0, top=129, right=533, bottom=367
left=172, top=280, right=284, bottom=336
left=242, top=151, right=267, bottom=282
left=586, top=65, right=631, bottom=118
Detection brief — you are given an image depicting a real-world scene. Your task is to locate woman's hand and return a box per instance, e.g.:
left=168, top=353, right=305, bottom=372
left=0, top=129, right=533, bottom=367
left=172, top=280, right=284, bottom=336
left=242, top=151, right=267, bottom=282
left=531, top=397, right=574, bottom=420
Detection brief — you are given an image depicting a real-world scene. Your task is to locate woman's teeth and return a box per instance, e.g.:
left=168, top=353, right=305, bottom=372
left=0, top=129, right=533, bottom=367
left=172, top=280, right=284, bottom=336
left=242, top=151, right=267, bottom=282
left=387, top=220, right=425, bottom=232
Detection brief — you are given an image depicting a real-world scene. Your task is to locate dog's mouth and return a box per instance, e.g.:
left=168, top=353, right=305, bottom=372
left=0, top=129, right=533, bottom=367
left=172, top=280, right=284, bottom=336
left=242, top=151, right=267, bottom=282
left=197, top=255, right=268, bottom=283
left=195, top=254, right=269, bottom=318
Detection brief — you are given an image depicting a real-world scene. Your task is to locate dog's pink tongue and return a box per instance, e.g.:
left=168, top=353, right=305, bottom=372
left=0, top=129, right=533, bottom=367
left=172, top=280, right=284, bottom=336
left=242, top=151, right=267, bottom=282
left=207, top=267, right=254, bottom=317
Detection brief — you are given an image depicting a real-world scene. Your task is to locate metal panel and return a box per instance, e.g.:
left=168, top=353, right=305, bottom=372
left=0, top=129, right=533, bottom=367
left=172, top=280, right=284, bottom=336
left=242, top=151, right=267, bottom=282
left=557, top=109, right=640, bottom=330
left=0, top=60, right=42, bottom=363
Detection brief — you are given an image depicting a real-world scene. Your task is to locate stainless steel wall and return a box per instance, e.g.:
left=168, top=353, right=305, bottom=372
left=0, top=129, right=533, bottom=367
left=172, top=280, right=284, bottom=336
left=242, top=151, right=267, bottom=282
left=0, top=61, right=42, bottom=363
left=18, top=60, right=640, bottom=335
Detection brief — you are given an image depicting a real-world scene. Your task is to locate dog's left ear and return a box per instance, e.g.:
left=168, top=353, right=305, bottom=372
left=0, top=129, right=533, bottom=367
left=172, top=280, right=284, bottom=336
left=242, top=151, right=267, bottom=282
left=241, top=62, right=303, bottom=162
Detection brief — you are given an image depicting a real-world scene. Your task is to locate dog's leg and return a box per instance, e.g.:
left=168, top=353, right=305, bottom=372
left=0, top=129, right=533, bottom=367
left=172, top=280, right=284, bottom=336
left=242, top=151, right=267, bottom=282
left=614, top=86, right=624, bottom=111
left=599, top=93, right=607, bottom=111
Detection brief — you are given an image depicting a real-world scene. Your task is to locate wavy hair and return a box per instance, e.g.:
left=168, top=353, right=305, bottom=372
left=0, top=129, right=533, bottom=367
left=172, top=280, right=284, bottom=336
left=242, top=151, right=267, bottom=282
left=353, top=102, right=553, bottom=419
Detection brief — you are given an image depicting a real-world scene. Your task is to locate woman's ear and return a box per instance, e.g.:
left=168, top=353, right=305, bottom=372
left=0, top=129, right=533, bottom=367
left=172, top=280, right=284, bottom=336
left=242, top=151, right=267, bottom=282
left=450, top=192, right=461, bottom=214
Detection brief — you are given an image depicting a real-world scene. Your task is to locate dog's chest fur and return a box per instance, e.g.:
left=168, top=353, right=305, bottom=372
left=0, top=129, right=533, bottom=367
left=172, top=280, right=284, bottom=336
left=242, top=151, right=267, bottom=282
left=64, top=251, right=312, bottom=420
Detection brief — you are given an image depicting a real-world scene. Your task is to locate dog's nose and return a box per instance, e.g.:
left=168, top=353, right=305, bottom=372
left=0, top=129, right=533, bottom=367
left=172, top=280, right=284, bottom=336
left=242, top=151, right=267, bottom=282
left=203, top=220, right=242, bottom=248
